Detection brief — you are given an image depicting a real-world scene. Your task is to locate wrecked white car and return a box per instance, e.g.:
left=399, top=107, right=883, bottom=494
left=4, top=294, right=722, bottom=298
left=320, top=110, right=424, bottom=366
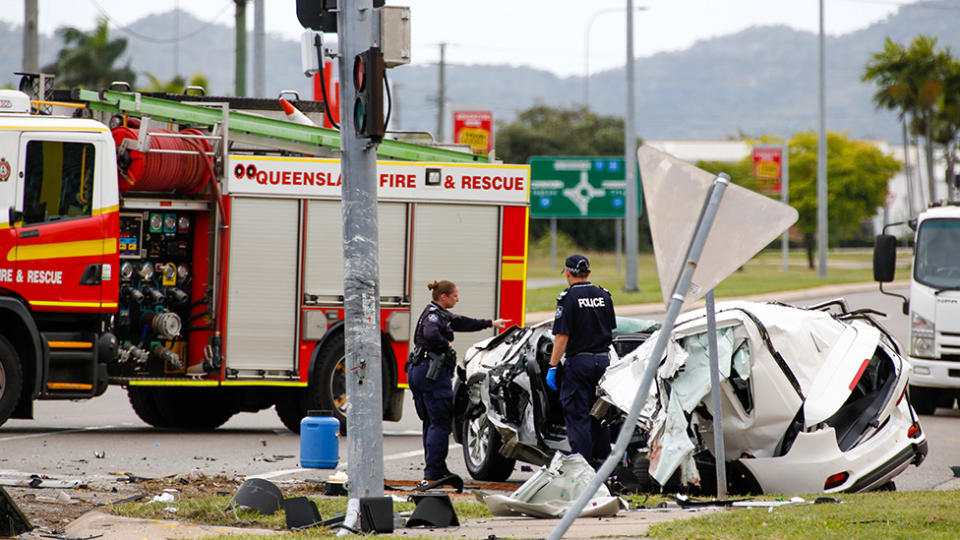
left=454, top=300, right=928, bottom=495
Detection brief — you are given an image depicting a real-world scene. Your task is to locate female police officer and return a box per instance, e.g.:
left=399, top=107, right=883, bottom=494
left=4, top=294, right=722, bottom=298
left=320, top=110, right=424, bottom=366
left=408, top=280, right=509, bottom=482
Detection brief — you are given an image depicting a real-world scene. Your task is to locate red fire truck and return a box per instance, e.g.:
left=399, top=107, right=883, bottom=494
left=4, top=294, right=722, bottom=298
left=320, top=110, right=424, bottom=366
left=0, top=82, right=528, bottom=431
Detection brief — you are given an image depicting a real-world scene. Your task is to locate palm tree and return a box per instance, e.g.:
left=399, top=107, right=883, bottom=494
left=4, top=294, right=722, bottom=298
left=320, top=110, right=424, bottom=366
left=863, top=35, right=951, bottom=207
left=933, top=57, right=960, bottom=201
left=863, top=38, right=918, bottom=214
left=42, top=18, right=136, bottom=89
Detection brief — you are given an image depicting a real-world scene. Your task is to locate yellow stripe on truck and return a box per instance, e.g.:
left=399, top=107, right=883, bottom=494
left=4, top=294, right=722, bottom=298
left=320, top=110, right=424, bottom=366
left=501, top=260, right=525, bottom=281
left=7, top=238, right=117, bottom=262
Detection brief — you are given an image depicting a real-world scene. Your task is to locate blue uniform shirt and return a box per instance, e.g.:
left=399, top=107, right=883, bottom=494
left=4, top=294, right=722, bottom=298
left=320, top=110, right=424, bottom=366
left=552, top=282, right=616, bottom=356
left=414, top=301, right=492, bottom=353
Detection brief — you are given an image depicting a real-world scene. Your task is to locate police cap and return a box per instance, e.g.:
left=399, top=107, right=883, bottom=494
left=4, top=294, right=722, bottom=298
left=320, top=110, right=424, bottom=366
left=563, top=254, right=590, bottom=274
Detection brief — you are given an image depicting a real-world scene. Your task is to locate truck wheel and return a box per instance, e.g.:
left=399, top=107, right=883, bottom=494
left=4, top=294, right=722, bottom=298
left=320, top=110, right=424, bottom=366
left=128, top=386, right=171, bottom=428
left=462, top=413, right=515, bottom=481
left=909, top=386, right=938, bottom=415
left=275, top=393, right=304, bottom=433
left=306, top=331, right=395, bottom=435
left=154, top=388, right=235, bottom=430
left=0, top=335, right=23, bottom=428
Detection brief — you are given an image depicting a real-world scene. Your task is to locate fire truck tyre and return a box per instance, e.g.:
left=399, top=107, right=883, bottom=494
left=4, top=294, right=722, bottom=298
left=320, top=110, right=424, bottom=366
left=310, top=332, right=349, bottom=435
left=462, top=413, right=515, bottom=481
left=275, top=393, right=304, bottom=434
left=909, top=386, right=938, bottom=415
left=0, top=335, right=24, bottom=428
left=127, top=386, right=171, bottom=428
left=155, top=388, right=236, bottom=430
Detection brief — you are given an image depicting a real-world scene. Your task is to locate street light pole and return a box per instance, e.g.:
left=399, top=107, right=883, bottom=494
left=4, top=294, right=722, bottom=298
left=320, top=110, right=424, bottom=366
left=624, top=0, right=641, bottom=291
left=817, top=0, right=828, bottom=277
left=583, top=7, right=647, bottom=109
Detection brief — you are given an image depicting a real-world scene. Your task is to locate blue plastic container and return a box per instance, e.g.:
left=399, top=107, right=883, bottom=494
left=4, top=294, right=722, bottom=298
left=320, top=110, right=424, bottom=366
left=300, top=410, right=340, bottom=468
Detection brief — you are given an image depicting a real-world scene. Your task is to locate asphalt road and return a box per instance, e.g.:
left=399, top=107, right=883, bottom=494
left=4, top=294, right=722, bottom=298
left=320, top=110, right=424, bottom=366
left=1, top=285, right=957, bottom=492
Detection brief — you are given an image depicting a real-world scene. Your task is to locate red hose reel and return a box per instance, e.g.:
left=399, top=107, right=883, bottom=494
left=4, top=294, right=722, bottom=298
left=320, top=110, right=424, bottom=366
left=111, top=126, right=213, bottom=194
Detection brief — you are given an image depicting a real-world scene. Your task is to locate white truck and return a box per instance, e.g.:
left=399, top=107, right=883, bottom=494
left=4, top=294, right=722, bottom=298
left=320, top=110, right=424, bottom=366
left=875, top=202, right=960, bottom=414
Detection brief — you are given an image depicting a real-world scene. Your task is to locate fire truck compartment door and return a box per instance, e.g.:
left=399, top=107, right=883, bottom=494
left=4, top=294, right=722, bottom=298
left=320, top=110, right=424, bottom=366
left=411, top=204, right=499, bottom=361
left=225, top=197, right=299, bottom=371
left=303, top=200, right=408, bottom=299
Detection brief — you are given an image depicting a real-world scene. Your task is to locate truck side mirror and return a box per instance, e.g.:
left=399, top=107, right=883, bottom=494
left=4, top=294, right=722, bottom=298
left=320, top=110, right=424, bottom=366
left=8, top=206, right=22, bottom=226
left=873, top=234, right=897, bottom=282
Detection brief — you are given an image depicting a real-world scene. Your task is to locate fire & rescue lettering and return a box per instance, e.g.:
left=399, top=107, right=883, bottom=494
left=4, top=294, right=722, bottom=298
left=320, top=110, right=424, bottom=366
left=380, top=173, right=416, bottom=188
left=460, top=175, right=524, bottom=191
left=0, top=268, right=11, bottom=282
left=27, top=269, right=63, bottom=285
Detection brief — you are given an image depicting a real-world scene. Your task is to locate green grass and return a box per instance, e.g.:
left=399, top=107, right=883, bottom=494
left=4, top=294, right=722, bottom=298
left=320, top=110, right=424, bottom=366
left=648, top=490, right=960, bottom=540
left=524, top=249, right=907, bottom=313
left=110, top=493, right=490, bottom=538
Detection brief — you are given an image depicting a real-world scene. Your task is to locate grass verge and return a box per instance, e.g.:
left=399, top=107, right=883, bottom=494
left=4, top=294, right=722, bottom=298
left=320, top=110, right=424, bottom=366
left=648, top=490, right=960, bottom=540
left=524, top=249, right=906, bottom=313
left=111, top=493, right=490, bottom=538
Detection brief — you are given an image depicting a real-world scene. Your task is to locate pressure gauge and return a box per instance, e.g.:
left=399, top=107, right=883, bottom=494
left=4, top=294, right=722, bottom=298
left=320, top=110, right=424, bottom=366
left=120, top=262, right=134, bottom=281
left=163, top=263, right=177, bottom=281
left=138, top=262, right=154, bottom=280
left=164, top=214, right=177, bottom=233
left=177, top=264, right=190, bottom=280
left=149, top=213, right=163, bottom=233
left=177, top=215, right=190, bottom=231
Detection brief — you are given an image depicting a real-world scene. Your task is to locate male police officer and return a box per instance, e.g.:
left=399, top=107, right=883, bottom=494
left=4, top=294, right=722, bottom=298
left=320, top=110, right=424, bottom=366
left=546, top=254, right=616, bottom=466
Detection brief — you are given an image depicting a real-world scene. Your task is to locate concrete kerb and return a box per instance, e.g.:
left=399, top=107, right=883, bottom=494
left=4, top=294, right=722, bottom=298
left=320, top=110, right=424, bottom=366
left=525, top=280, right=909, bottom=324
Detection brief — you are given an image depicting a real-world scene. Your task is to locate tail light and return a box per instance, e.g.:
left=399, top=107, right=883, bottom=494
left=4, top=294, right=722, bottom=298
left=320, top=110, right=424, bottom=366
left=908, top=422, right=922, bottom=439
left=824, top=472, right=849, bottom=490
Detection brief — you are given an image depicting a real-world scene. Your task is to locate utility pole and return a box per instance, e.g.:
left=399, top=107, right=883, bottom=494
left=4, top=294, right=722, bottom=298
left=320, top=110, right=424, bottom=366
left=253, top=0, right=265, bottom=97
left=23, top=0, right=38, bottom=73
left=174, top=0, right=180, bottom=77
left=623, top=1, right=639, bottom=291
left=817, top=0, right=828, bottom=277
left=234, top=0, right=248, bottom=97
left=435, top=43, right=446, bottom=141
left=337, top=0, right=385, bottom=517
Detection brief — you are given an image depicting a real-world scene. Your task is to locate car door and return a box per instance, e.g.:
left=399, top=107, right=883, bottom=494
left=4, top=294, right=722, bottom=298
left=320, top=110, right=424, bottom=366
left=13, top=132, right=106, bottom=312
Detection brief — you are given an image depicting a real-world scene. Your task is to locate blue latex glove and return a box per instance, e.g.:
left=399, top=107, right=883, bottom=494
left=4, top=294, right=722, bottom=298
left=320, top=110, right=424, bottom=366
left=546, top=366, right=558, bottom=391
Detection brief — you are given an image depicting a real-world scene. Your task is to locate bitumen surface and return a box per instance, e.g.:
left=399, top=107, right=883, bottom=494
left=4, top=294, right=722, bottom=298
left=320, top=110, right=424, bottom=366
left=18, top=280, right=904, bottom=540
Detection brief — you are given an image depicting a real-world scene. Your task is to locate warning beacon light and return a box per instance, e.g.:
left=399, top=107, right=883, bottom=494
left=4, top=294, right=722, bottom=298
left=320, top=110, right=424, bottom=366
left=353, top=47, right=385, bottom=141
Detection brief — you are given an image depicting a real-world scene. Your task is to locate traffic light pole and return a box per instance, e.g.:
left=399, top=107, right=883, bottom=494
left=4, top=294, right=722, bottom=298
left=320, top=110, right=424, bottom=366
left=337, top=0, right=384, bottom=524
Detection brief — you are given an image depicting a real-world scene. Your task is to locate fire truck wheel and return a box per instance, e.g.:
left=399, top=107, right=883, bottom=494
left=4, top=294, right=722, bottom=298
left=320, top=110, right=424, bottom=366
left=311, top=332, right=349, bottom=434
left=127, top=386, right=171, bottom=428
left=0, top=335, right=24, bottom=428
left=154, top=388, right=236, bottom=430
left=275, top=394, right=304, bottom=433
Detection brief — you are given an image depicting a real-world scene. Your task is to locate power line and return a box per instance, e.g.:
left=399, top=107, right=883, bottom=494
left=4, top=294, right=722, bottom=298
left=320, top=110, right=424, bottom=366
left=86, top=0, right=234, bottom=44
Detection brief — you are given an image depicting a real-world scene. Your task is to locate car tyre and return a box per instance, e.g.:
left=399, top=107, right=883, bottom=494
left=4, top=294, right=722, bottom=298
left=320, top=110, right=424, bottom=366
left=462, top=412, right=515, bottom=482
left=0, top=335, right=23, bottom=428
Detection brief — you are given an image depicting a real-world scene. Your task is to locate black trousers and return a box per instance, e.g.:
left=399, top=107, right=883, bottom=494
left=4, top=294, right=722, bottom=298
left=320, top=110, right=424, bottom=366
left=560, top=353, right=611, bottom=463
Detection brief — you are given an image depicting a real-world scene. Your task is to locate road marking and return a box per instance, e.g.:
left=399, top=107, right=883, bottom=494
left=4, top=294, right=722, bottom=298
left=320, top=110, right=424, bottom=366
left=0, top=425, right=118, bottom=442
left=248, top=443, right=462, bottom=480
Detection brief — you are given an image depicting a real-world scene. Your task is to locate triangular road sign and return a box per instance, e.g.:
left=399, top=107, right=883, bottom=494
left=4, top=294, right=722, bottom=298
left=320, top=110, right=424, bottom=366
left=638, top=145, right=798, bottom=309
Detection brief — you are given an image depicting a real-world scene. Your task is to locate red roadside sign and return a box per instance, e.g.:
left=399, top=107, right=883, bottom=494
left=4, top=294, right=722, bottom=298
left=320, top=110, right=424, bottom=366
left=752, top=146, right=782, bottom=195
left=453, top=111, right=493, bottom=155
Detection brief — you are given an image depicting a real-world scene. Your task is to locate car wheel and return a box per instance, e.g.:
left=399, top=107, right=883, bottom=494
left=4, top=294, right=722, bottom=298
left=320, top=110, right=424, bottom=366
left=462, top=413, right=515, bottom=481
left=909, top=385, right=938, bottom=415
left=0, top=336, right=23, bottom=428
left=127, top=386, right=171, bottom=428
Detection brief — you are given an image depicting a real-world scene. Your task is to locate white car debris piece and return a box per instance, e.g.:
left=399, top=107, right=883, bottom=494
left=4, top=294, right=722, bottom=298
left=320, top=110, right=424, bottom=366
left=457, top=300, right=927, bottom=495
left=482, top=453, right=625, bottom=518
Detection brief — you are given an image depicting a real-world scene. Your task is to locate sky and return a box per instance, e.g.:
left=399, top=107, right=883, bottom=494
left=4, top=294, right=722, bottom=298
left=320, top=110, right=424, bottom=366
left=4, top=0, right=916, bottom=77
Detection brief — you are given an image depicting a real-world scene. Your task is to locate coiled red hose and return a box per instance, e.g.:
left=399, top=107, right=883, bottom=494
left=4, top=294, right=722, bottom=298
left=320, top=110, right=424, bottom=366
left=111, top=126, right=213, bottom=194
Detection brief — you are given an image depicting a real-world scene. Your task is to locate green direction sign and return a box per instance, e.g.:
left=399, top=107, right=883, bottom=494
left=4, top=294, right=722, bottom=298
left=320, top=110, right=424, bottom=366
left=528, top=156, right=642, bottom=218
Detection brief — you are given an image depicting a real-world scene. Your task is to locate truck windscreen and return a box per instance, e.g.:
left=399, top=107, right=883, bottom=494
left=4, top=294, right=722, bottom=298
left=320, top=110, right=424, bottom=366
left=915, top=218, right=960, bottom=289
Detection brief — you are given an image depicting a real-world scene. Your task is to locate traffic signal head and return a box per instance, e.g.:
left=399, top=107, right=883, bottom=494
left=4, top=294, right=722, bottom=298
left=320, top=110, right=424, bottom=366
left=353, top=48, right=385, bottom=141
left=296, top=0, right=337, bottom=32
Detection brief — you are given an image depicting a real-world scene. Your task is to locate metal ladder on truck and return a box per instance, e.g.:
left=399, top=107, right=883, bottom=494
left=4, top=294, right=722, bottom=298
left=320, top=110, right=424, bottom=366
left=66, top=88, right=487, bottom=164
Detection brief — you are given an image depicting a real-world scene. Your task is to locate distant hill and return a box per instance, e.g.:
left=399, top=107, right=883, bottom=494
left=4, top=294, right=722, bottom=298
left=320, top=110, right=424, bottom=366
left=3, top=0, right=960, bottom=142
